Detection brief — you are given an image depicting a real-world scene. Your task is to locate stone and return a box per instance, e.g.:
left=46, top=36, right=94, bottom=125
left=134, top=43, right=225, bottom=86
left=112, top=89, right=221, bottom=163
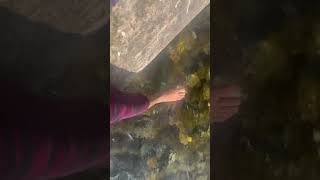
left=0, top=0, right=108, bottom=34
left=111, top=0, right=210, bottom=72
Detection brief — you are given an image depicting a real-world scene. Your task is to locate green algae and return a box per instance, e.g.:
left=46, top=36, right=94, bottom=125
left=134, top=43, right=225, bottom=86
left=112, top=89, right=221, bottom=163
left=110, top=8, right=210, bottom=179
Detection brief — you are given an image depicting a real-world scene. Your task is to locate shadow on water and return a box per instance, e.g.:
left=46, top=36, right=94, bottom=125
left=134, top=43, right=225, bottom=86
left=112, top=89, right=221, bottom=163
left=0, top=7, right=108, bottom=180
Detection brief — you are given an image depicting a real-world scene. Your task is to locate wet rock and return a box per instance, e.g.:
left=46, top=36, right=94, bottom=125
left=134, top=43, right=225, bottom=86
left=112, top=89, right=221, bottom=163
left=110, top=0, right=210, bottom=72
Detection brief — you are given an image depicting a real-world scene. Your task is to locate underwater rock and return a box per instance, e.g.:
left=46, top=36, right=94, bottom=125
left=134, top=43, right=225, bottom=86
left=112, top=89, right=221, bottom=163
left=140, top=142, right=156, bottom=158
left=0, top=0, right=108, bottom=34
left=112, top=154, right=146, bottom=177
left=110, top=0, right=210, bottom=72
left=110, top=6, right=210, bottom=179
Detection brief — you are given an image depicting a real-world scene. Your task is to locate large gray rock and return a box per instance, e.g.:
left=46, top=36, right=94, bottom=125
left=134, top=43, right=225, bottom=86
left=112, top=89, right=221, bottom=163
left=0, top=0, right=108, bottom=34
left=111, top=0, right=210, bottom=72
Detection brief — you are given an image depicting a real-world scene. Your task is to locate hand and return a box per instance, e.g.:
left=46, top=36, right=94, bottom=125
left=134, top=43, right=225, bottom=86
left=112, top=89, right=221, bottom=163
left=148, top=87, right=186, bottom=108
left=156, top=87, right=186, bottom=103
left=212, top=85, right=242, bottom=122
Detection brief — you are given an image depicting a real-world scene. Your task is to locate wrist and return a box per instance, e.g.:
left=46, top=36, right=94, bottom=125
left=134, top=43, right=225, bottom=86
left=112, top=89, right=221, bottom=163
left=148, top=97, right=161, bottom=109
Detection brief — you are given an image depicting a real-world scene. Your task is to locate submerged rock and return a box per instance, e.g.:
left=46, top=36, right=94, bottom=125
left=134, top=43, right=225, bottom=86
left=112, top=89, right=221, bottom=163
left=110, top=0, right=210, bottom=72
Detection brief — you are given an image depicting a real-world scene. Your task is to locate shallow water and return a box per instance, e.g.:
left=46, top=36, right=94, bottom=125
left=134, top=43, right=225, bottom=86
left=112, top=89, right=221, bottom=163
left=110, top=5, right=210, bottom=180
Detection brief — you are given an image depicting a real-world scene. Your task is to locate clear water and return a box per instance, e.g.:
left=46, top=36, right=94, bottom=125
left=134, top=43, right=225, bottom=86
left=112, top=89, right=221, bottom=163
left=110, top=5, right=210, bottom=180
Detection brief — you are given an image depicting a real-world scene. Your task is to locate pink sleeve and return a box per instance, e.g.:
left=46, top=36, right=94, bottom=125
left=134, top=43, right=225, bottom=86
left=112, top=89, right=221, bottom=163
left=110, top=87, right=150, bottom=124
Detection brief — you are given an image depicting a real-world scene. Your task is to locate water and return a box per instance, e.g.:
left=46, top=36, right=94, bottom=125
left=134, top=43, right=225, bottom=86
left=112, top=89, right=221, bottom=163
left=110, top=5, right=210, bottom=180
left=212, top=0, right=320, bottom=179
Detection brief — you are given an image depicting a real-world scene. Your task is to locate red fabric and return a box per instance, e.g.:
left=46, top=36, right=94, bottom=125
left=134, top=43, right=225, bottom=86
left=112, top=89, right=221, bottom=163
left=23, top=138, right=52, bottom=179
left=0, top=86, right=147, bottom=180
left=110, top=86, right=150, bottom=124
left=0, top=127, right=107, bottom=180
left=14, top=129, right=22, bottom=171
left=0, top=85, right=148, bottom=180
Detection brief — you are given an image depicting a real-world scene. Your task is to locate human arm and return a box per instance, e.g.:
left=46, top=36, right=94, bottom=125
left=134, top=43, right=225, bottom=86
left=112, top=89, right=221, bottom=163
left=110, top=86, right=186, bottom=124
left=147, top=87, right=186, bottom=109
left=110, top=87, right=150, bottom=124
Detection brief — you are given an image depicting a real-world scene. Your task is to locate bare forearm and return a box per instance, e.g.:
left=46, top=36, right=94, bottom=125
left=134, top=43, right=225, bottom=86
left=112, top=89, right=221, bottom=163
left=147, top=97, right=161, bottom=109
left=147, top=87, right=186, bottom=109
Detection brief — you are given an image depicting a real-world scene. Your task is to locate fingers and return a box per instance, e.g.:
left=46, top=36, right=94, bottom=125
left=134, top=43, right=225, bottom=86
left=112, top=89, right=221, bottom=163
left=178, top=90, right=186, bottom=95
left=178, top=89, right=186, bottom=93
left=175, top=90, right=186, bottom=100
left=157, top=87, right=186, bottom=103
left=175, top=87, right=186, bottom=93
left=171, top=87, right=186, bottom=97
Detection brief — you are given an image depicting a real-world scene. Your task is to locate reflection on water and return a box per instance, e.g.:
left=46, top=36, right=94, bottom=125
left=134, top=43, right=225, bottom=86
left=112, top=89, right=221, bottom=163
left=110, top=6, right=210, bottom=180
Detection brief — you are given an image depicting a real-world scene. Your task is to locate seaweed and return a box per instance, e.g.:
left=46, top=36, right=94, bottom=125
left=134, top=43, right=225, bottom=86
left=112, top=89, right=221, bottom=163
left=110, top=21, right=210, bottom=179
